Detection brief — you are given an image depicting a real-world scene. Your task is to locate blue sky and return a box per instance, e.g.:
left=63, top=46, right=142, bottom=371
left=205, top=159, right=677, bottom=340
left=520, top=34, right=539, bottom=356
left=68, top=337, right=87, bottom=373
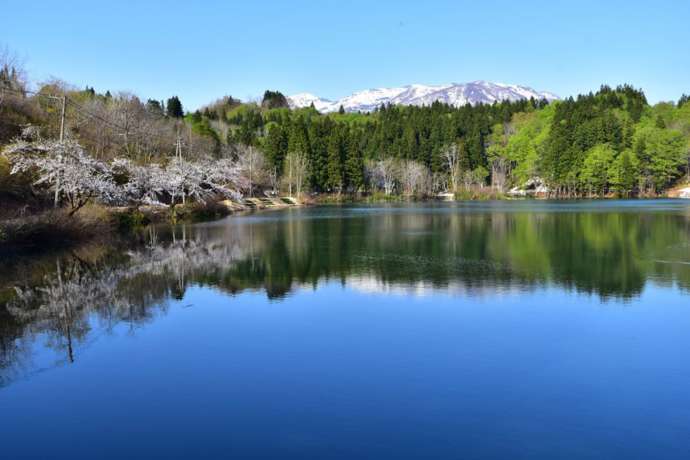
left=4, top=0, right=689, bottom=109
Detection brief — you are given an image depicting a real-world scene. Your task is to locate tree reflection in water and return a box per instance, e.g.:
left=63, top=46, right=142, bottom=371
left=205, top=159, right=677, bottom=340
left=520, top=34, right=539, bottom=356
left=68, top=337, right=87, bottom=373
left=0, top=224, right=250, bottom=386
left=2, top=202, right=690, bottom=386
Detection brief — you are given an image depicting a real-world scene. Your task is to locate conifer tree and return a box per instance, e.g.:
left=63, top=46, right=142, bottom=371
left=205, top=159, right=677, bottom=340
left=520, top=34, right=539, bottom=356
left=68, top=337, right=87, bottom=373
left=166, top=96, right=184, bottom=118
left=679, top=94, right=690, bottom=108
left=264, top=124, right=288, bottom=173
left=261, top=90, right=289, bottom=109
left=326, top=129, right=344, bottom=192
left=345, top=130, right=365, bottom=192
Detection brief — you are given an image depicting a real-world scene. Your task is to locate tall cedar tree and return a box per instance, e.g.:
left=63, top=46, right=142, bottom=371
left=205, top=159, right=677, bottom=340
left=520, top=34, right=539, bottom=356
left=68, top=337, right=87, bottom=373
left=166, top=96, right=184, bottom=118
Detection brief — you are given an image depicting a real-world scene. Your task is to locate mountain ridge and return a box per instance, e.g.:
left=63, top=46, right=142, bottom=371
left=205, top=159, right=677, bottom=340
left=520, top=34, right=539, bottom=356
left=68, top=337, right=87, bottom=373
left=288, top=81, right=559, bottom=113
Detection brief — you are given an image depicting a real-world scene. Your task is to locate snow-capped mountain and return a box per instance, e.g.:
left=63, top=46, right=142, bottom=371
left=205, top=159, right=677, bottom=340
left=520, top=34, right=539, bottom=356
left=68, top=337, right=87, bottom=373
left=288, top=81, right=559, bottom=113
left=286, top=93, right=334, bottom=113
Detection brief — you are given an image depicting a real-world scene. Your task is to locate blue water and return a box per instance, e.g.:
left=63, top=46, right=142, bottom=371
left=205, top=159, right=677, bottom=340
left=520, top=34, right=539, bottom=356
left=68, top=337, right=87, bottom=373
left=2, top=201, right=690, bottom=459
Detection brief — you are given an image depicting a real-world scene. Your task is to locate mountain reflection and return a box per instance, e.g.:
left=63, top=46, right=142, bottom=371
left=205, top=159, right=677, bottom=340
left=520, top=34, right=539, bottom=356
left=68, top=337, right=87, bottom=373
left=2, top=203, right=690, bottom=386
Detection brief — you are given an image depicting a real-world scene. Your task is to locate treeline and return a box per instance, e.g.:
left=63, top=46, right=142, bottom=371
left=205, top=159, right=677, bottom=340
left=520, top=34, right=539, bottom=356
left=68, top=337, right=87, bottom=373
left=2, top=46, right=690, bottom=202
left=533, top=85, right=690, bottom=195
left=225, top=85, right=690, bottom=197
left=254, top=97, right=546, bottom=194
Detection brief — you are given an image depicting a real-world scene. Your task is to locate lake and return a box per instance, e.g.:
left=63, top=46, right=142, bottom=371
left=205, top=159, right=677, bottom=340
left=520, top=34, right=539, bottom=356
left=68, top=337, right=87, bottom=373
left=2, top=200, right=690, bottom=459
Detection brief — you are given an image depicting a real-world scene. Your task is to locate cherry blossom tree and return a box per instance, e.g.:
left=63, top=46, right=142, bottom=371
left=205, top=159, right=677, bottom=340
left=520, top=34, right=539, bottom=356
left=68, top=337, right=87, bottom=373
left=111, top=158, right=167, bottom=206
left=205, top=158, right=246, bottom=199
left=112, top=157, right=244, bottom=211
left=6, top=139, right=120, bottom=215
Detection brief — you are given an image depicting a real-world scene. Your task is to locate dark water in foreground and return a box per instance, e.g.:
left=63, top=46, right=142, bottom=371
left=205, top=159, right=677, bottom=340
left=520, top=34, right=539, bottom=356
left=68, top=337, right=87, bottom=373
left=2, top=200, right=690, bottom=459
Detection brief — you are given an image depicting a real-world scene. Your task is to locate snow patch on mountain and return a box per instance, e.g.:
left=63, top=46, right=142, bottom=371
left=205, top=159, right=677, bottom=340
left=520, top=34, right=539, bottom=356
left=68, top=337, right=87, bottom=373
left=288, top=81, right=559, bottom=113
left=286, top=93, right=333, bottom=113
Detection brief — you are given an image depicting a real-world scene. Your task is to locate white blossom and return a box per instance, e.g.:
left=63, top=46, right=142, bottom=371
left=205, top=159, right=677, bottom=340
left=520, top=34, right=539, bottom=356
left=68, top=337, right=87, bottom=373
left=6, top=139, right=121, bottom=214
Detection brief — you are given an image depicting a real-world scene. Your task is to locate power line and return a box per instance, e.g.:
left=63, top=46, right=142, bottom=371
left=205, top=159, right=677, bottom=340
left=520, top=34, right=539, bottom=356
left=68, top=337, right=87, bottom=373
left=1, top=83, right=168, bottom=143
left=64, top=98, right=127, bottom=133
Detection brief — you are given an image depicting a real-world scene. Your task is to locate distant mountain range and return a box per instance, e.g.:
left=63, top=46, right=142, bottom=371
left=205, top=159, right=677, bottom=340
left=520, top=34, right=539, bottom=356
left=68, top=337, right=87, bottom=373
left=288, top=81, right=559, bottom=113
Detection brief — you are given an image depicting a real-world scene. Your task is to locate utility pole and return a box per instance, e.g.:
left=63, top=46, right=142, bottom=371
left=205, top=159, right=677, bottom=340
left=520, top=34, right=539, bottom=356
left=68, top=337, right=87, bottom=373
left=248, top=146, right=253, bottom=197
left=54, top=95, right=67, bottom=207
left=288, top=153, right=293, bottom=197
left=175, top=124, right=182, bottom=160
left=59, top=95, right=66, bottom=141
left=175, top=122, right=184, bottom=160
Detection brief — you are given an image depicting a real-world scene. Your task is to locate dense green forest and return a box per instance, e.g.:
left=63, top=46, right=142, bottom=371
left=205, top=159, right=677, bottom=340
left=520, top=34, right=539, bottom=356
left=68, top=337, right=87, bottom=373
left=221, top=85, right=690, bottom=197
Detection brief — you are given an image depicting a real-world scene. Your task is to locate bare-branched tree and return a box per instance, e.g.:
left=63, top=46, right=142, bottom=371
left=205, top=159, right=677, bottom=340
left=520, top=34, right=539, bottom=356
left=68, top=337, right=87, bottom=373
left=441, top=143, right=461, bottom=192
left=398, top=160, right=430, bottom=197
left=284, top=150, right=308, bottom=199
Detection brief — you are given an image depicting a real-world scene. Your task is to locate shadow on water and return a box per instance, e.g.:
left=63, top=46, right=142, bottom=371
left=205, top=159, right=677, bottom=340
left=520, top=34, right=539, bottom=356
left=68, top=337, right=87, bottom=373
left=2, top=200, right=690, bottom=386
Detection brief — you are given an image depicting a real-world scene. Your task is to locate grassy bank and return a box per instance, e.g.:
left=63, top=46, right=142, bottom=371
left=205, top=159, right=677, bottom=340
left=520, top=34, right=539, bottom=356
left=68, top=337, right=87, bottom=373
left=0, top=200, right=240, bottom=253
left=0, top=206, right=113, bottom=251
left=311, top=187, right=509, bottom=204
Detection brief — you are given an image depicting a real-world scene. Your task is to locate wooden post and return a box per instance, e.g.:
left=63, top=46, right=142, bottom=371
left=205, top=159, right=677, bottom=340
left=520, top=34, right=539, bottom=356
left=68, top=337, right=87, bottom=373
left=54, top=95, right=66, bottom=208
left=59, top=95, right=66, bottom=141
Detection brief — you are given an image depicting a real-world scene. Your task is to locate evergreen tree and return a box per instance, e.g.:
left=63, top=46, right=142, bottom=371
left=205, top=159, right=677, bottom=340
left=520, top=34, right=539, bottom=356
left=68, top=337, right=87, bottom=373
left=261, top=90, right=289, bottom=109
left=345, top=130, right=365, bottom=192
left=326, top=128, right=344, bottom=192
left=146, top=99, right=164, bottom=116
left=264, top=124, right=288, bottom=172
left=288, top=117, right=317, bottom=187
left=166, top=96, right=184, bottom=118
left=679, top=94, right=690, bottom=108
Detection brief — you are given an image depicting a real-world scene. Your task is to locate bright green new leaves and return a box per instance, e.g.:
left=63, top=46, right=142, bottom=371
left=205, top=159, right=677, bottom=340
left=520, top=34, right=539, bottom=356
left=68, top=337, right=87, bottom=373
left=581, top=144, right=616, bottom=195
left=633, top=126, right=686, bottom=192
left=608, top=149, right=639, bottom=196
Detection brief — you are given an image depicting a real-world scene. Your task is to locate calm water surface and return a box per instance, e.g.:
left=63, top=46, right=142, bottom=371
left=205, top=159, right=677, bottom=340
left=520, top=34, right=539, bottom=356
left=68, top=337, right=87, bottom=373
left=2, top=201, right=690, bottom=459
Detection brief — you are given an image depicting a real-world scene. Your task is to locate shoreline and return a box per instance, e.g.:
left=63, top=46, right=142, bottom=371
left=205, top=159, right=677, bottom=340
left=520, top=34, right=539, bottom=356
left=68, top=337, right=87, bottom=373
left=2, top=192, right=688, bottom=254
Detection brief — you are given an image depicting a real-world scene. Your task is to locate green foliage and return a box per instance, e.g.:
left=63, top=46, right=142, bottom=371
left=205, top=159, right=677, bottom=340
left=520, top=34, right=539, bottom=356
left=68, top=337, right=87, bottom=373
left=213, top=83, right=690, bottom=197
left=227, top=104, right=264, bottom=145
left=633, top=125, right=686, bottom=192
left=6, top=75, right=688, bottom=200
left=345, top=129, right=365, bottom=192
left=326, top=127, right=344, bottom=191
left=581, top=144, right=615, bottom=194
left=187, top=113, right=221, bottom=152
left=263, top=123, right=288, bottom=171
left=608, top=149, right=639, bottom=196
left=504, top=105, right=554, bottom=185
left=530, top=85, right=687, bottom=195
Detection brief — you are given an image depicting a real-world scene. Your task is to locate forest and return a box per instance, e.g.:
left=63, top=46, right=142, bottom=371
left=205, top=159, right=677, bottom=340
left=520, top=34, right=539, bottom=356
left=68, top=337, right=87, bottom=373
left=2, top=46, right=690, bottom=240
